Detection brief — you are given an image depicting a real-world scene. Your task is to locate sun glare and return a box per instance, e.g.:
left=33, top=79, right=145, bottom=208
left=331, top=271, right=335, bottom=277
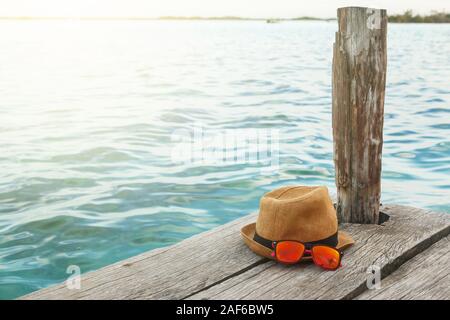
left=1, top=0, right=449, bottom=19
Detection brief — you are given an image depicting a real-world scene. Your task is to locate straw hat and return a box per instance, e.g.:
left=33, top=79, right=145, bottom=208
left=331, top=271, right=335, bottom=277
left=241, top=186, right=354, bottom=260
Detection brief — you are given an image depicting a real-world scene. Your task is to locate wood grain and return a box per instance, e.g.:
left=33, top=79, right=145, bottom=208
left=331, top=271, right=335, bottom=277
left=332, top=7, right=388, bottom=223
left=21, top=213, right=266, bottom=300
left=21, top=205, right=450, bottom=300
left=357, top=236, right=450, bottom=300
left=187, top=205, right=449, bottom=300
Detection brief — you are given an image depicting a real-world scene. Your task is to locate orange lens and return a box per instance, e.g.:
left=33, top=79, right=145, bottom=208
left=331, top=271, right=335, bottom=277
left=311, top=246, right=341, bottom=270
left=275, top=241, right=305, bottom=264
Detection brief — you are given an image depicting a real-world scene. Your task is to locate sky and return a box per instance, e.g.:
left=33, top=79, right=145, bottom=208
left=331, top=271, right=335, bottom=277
left=0, top=0, right=449, bottom=19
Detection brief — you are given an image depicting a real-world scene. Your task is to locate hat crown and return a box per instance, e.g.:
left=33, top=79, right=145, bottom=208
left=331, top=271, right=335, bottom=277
left=255, top=186, right=338, bottom=242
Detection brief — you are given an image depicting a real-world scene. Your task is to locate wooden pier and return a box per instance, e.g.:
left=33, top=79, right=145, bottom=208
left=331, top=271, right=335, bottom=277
left=21, top=204, right=450, bottom=300
left=19, top=7, right=450, bottom=300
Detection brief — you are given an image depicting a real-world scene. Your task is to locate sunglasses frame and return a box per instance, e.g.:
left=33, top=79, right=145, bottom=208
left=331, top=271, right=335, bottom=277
left=271, top=240, right=343, bottom=270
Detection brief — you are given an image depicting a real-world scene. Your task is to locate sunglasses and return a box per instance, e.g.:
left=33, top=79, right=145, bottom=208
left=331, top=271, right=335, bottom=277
left=271, top=241, right=343, bottom=270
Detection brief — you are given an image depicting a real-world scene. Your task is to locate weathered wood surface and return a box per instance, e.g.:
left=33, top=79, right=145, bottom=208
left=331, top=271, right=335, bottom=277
left=332, top=7, right=388, bottom=224
left=21, top=205, right=449, bottom=300
left=188, top=205, right=449, bottom=299
left=357, top=236, right=450, bottom=300
left=21, top=213, right=265, bottom=300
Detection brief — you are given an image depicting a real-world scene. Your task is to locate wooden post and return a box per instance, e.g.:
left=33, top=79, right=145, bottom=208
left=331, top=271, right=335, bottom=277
left=332, top=7, right=387, bottom=224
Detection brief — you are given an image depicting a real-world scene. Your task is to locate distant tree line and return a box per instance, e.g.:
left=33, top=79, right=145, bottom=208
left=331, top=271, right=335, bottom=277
left=388, top=10, right=450, bottom=23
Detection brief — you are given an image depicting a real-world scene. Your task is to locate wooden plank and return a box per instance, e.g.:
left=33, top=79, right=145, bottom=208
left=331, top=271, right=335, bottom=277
left=21, top=205, right=449, bottom=300
left=21, top=213, right=266, bottom=300
left=332, top=7, right=388, bottom=223
left=187, top=205, right=449, bottom=300
left=357, top=236, right=450, bottom=300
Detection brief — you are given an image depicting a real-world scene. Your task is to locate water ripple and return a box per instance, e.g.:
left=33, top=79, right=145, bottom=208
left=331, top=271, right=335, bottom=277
left=0, top=20, right=449, bottom=299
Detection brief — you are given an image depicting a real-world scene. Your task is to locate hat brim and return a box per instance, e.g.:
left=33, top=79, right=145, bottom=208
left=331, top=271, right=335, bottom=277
left=241, top=223, right=354, bottom=260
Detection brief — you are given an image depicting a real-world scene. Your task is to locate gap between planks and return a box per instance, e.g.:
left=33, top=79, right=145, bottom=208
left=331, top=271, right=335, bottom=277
left=187, top=205, right=450, bottom=300
left=21, top=205, right=450, bottom=300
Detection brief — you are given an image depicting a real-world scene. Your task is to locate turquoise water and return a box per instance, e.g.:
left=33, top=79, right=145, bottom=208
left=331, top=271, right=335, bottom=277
left=0, top=20, right=449, bottom=299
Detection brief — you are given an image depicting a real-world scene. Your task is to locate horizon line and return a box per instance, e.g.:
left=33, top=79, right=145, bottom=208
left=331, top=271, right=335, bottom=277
left=0, top=16, right=337, bottom=21
left=0, top=10, right=448, bottom=22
